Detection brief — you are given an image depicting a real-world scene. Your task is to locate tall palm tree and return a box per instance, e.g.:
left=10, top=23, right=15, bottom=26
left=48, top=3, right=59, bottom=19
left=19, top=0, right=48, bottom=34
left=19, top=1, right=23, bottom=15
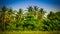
left=1, top=6, right=7, bottom=31
left=39, top=8, right=45, bottom=14
left=33, top=6, right=39, bottom=19
left=17, top=8, right=23, bottom=20
left=34, top=6, right=39, bottom=11
left=27, top=6, right=33, bottom=12
left=38, top=8, right=45, bottom=22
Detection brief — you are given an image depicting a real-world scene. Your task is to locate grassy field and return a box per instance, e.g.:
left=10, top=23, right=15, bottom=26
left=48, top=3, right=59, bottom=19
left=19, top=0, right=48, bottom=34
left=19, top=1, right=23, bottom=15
left=0, top=31, right=60, bottom=34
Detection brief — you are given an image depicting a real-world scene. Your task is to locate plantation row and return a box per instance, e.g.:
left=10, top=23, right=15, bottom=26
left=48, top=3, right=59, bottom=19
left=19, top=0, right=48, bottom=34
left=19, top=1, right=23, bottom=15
left=0, top=6, right=60, bottom=31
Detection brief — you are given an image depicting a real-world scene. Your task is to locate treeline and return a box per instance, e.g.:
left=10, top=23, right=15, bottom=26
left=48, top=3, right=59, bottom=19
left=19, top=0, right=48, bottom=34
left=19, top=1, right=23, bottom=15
left=0, top=6, right=60, bottom=31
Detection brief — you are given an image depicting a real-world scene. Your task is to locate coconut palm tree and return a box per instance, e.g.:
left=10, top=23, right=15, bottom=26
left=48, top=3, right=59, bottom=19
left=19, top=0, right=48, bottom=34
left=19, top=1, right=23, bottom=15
left=38, top=8, right=45, bottom=23
left=34, top=6, right=39, bottom=11
left=33, top=6, right=39, bottom=19
left=1, top=6, right=7, bottom=31
left=27, top=6, right=33, bottom=12
left=16, top=8, right=23, bottom=20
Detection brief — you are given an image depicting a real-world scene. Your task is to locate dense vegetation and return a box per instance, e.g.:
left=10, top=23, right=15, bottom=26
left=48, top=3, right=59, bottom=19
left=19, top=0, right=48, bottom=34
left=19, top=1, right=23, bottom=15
left=0, top=6, right=60, bottom=31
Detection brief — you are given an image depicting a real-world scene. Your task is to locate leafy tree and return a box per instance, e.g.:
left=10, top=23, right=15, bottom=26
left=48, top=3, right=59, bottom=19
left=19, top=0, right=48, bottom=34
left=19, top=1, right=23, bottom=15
left=47, top=11, right=60, bottom=31
left=55, top=11, right=60, bottom=21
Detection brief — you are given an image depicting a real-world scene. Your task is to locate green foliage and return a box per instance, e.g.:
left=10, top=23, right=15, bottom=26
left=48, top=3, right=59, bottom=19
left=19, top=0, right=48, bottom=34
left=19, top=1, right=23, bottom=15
left=0, top=6, right=60, bottom=31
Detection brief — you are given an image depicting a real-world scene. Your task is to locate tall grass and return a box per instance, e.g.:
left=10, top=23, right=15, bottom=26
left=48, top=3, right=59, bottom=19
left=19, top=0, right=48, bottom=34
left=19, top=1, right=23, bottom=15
left=0, top=31, right=60, bottom=34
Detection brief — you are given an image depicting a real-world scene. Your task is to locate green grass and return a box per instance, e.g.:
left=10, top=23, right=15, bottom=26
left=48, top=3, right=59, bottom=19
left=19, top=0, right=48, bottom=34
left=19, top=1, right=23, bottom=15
left=0, top=31, right=60, bottom=34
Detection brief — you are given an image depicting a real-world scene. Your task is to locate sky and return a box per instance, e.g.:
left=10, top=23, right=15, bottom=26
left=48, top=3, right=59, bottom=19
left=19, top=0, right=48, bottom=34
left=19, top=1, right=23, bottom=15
left=0, top=0, right=60, bottom=12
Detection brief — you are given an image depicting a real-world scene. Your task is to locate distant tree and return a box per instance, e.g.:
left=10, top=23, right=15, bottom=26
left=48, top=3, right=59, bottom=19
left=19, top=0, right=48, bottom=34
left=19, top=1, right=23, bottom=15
left=27, top=6, right=33, bottom=12
left=34, top=6, right=39, bottom=11
left=33, top=6, right=39, bottom=16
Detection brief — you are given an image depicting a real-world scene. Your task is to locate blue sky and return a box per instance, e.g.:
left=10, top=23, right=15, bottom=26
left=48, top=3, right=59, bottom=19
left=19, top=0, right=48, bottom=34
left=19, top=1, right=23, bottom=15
left=0, top=0, right=60, bottom=12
